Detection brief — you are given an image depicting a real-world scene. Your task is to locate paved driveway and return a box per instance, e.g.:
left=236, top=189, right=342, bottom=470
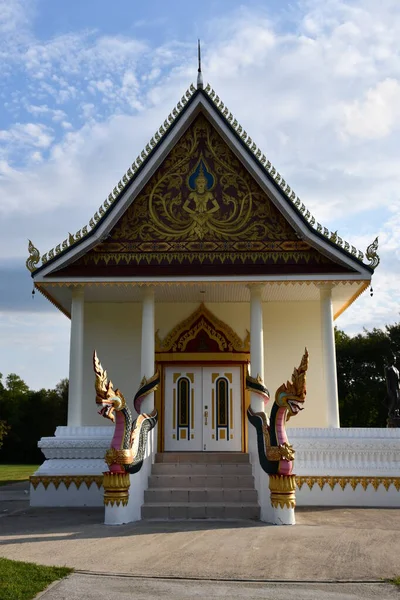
left=38, top=574, right=400, bottom=599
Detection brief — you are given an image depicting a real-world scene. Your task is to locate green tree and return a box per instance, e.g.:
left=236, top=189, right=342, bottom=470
left=0, top=376, right=68, bottom=463
left=335, top=323, right=400, bottom=427
left=0, top=420, right=10, bottom=449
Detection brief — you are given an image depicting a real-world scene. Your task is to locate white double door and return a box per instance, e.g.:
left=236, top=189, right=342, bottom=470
left=164, top=365, right=242, bottom=452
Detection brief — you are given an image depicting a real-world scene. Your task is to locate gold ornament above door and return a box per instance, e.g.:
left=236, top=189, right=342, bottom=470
left=155, top=303, right=250, bottom=355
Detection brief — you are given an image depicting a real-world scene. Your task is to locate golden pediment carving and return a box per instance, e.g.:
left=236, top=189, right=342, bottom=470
left=155, top=303, right=250, bottom=353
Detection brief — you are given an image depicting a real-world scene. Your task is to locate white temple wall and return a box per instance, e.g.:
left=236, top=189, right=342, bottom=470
left=263, top=301, right=327, bottom=428
left=80, top=299, right=328, bottom=427
left=82, top=302, right=142, bottom=426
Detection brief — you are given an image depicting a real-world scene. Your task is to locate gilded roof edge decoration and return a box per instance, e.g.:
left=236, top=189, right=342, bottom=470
left=26, top=240, right=40, bottom=272
left=28, top=81, right=380, bottom=274
left=155, top=302, right=250, bottom=353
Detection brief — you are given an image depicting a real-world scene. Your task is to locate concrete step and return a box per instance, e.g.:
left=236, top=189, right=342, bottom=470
left=148, top=474, right=255, bottom=488
left=151, top=462, right=252, bottom=476
left=155, top=452, right=250, bottom=464
left=142, top=502, right=260, bottom=520
left=144, top=487, right=258, bottom=503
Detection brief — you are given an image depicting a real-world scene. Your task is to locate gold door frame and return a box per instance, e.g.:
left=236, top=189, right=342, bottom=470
left=155, top=353, right=250, bottom=452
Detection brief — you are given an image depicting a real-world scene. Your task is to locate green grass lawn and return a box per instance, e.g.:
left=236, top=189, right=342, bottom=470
left=0, top=558, right=72, bottom=600
left=0, top=465, right=39, bottom=486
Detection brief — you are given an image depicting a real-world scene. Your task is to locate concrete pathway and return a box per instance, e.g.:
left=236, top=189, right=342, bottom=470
left=1, top=482, right=400, bottom=599
left=0, top=503, right=399, bottom=582
left=38, top=574, right=400, bottom=600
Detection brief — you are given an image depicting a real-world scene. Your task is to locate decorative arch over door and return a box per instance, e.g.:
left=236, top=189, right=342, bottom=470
left=154, top=303, right=250, bottom=451
left=155, top=302, right=250, bottom=357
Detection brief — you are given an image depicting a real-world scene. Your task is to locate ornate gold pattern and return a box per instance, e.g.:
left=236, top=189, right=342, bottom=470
left=84, top=116, right=336, bottom=271
left=93, top=351, right=126, bottom=421
left=103, top=471, right=130, bottom=507
left=365, top=237, right=380, bottom=270
left=30, top=475, right=103, bottom=490
left=104, top=448, right=134, bottom=466
left=269, top=474, right=296, bottom=509
left=155, top=303, right=249, bottom=353
left=296, top=476, right=400, bottom=492
left=266, top=443, right=295, bottom=462
left=275, top=348, right=308, bottom=420
left=35, top=279, right=363, bottom=289
left=32, top=83, right=373, bottom=273
left=26, top=240, right=40, bottom=272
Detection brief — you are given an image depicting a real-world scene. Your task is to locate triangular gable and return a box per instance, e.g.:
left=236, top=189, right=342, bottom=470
left=29, top=84, right=378, bottom=280
left=52, top=113, right=356, bottom=277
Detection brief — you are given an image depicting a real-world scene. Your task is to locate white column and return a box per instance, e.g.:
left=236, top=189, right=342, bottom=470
left=320, top=284, right=340, bottom=428
left=67, top=286, right=84, bottom=426
left=140, top=288, right=155, bottom=414
left=249, top=284, right=265, bottom=413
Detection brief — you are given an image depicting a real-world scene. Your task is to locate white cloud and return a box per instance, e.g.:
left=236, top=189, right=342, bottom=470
left=26, top=104, right=67, bottom=121
left=340, top=79, right=400, bottom=139
left=0, top=0, right=33, bottom=40
left=0, top=122, right=54, bottom=149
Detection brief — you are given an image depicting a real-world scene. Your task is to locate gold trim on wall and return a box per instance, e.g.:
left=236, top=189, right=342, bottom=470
left=296, top=476, right=400, bottom=492
left=30, top=475, right=103, bottom=490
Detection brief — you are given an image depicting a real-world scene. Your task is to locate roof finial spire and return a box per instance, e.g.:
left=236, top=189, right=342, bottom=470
left=197, top=39, right=203, bottom=89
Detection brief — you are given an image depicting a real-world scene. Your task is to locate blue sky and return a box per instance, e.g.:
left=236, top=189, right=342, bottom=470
left=1, top=0, right=400, bottom=389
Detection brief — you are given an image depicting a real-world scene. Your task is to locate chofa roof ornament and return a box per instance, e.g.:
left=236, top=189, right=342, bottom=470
left=365, top=237, right=380, bottom=270
left=26, top=240, right=40, bottom=272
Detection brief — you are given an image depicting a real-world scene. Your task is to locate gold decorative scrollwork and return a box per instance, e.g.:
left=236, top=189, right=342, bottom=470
left=112, top=116, right=303, bottom=246
left=365, top=237, right=380, bottom=269
left=104, top=448, right=134, bottom=466
left=266, top=443, right=295, bottom=462
left=155, top=303, right=249, bottom=353
left=26, top=240, right=40, bottom=272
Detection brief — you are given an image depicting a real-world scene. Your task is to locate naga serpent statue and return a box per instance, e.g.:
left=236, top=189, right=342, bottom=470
left=93, top=351, right=159, bottom=475
left=247, top=348, right=309, bottom=476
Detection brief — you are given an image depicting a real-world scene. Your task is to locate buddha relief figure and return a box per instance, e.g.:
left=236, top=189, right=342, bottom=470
left=183, top=161, right=219, bottom=239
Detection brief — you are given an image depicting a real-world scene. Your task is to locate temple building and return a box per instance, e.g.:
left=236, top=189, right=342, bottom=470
left=27, top=68, right=393, bottom=523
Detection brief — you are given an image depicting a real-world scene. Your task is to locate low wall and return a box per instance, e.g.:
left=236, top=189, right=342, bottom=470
left=30, top=426, right=400, bottom=510
left=30, top=426, right=111, bottom=507
left=290, top=428, right=400, bottom=507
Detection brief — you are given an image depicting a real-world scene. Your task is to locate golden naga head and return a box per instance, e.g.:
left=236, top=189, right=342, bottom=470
left=275, top=348, right=309, bottom=420
left=93, top=351, right=126, bottom=422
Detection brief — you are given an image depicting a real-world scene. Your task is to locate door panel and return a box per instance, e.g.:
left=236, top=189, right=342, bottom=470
left=202, top=367, right=242, bottom=451
left=164, top=365, right=242, bottom=452
left=164, top=367, right=202, bottom=451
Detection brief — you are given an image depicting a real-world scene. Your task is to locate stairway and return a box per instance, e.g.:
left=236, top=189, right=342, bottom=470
left=141, top=452, right=260, bottom=520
